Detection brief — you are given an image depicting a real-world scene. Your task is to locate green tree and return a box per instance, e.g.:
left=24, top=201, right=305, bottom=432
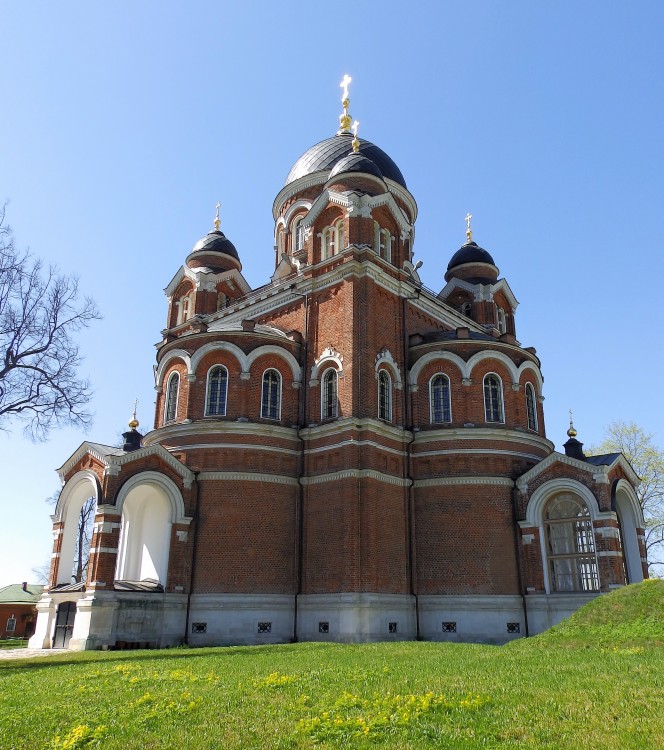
left=588, top=421, right=664, bottom=575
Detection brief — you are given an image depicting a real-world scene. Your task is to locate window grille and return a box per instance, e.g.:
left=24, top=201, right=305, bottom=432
left=322, top=369, right=338, bottom=419
left=206, top=366, right=228, bottom=416
left=525, top=383, right=537, bottom=431
left=318, top=622, right=330, bottom=634
left=483, top=374, right=504, bottom=423
left=544, top=494, right=599, bottom=592
left=431, top=374, right=451, bottom=423
left=191, top=622, right=207, bottom=634
left=388, top=622, right=398, bottom=634
left=441, top=621, right=457, bottom=633
left=507, top=622, right=520, bottom=633
left=6, top=616, right=16, bottom=633
left=261, top=370, right=281, bottom=420
left=378, top=370, right=392, bottom=421
left=257, top=622, right=272, bottom=633
left=164, top=372, right=179, bottom=423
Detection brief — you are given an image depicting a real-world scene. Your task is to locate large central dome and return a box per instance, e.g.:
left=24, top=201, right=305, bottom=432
left=285, top=132, right=407, bottom=189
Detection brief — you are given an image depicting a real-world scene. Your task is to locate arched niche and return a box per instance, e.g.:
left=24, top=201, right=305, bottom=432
left=54, top=471, right=100, bottom=585
left=613, top=479, right=645, bottom=584
left=114, top=472, right=185, bottom=585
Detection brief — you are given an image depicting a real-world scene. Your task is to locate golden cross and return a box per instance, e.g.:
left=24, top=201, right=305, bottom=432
left=214, top=202, right=221, bottom=231
left=465, top=213, right=473, bottom=242
left=340, top=74, right=352, bottom=102
left=352, top=120, right=359, bottom=138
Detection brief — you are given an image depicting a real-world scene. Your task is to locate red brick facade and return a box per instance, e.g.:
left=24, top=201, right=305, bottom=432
left=32, top=110, right=646, bottom=651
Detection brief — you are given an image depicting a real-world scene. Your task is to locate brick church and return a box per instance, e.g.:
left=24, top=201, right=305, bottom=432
left=31, top=79, right=646, bottom=651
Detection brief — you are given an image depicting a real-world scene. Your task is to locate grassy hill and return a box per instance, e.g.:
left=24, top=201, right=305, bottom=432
left=1, top=581, right=662, bottom=750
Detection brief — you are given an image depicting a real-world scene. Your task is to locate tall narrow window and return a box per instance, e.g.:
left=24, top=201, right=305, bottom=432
left=164, top=372, right=180, bottom=423
left=177, top=294, right=193, bottom=325
left=261, top=369, right=281, bottom=420
left=206, top=366, right=228, bottom=416
left=335, top=219, right=344, bottom=254
left=430, top=374, right=451, bottom=423
left=322, top=227, right=334, bottom=260
left=525, top=383, right=538, bottom=431
left=497, top=308, right=507, bottom=334
left=378, top=369, right=392, bottom=421
left=544, top=494, right=599, bottom=592
left=373, top=222, right=391, bottom=262
left=483, top=374, right=504, bottom=423
left=321, top=369, right=338, bottom=419
left=293, top=217, right=305, bottom=254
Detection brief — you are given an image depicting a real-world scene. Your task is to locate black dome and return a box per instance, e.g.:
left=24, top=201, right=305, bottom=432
left=447, top=241, right=495, bottom=271
left=191, top=230, right=239, bottom=261
left=286, top=133, right=406, bottom=188
left=328, top=152, right=384, bottom=181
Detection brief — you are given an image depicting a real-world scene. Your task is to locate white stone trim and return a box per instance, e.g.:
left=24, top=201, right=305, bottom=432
left=375, top=349, right=403, bottom=389
left=114, top=471, right=192, bottom=525
left=301, top=469, right=409, bottom=487
left=414, top=448, right=543, bottom=461
left=305, top=438, right=404, bottom=457
left=311, top=346, right=344, bottom=382
left=165, top=442, right=299, bottom=456
left=412, top=426, right=553, bottom=452
left=197, top=471, right=299, bottom=486
left=155, top=350, right=192, bottom=389
left=53, top=470, right=101, bottom=524
left=106, top=444, right=195, bottom=488
left=516, top=451, right=624, bottom=492
left=89, top=547, right=118, bottom=555
left=143, top=420, right=299, bottom=446
left=414, top=476, right=514, bottom=488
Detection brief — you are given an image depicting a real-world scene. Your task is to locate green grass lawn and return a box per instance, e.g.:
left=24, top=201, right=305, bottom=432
left=1, top=580, right=662, bottom=749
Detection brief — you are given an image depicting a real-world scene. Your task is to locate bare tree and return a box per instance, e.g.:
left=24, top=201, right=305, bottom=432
left=588, top=421, right=664, bottom=575
left=0, top=206, right=100, bottom=439
left=72, top=496, right=96, bottom=583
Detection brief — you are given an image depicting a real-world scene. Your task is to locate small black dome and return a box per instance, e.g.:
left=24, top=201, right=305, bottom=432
left=286, top=133, right=406, bottom=188
left=328, top=152, right=384, bottom=181
left=446, top=241, right=495, bottom=271
left=191, top=230, right=239, bottom=261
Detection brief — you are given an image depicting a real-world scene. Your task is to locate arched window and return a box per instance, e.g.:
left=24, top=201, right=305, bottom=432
left=544, top=494, right=599, bottom=592
left=293, top=216, right=305, bottom=254
left=335, top=219, right=344, bottom=254
left=430, top=374, right=451, bottom=423
left=525, top=383, right=538, bottom=431
left=497, top=308, right=507, bottom=334
left=373, top=222, right=392, bottom=262
left=205, top=366, right=228, bottom=416
left=177, top=293, right=193, bottom=325
left=378, top=369, right=392, bottom=421
left=322, top=227, right=335, bottom=260
left=164, top=372, right=180, bottom=423
left=461, top=301, right=472, bottom=318
left=261, top=369, right=281, bottom=420
left=483, top=374, right=504, bottom=423
left=321, top=368, right=338, bottom=419
left=217, top=291, right=227, bottom=311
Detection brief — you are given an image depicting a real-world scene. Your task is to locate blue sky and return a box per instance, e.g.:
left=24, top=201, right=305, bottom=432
left=1, top=1, right=663, bottom=587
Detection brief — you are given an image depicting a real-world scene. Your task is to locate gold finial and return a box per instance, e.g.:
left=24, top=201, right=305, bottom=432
left=214, top=202, right=221, bottom=231
left=465, top=213, right=473, bottom=243
left=128, top=398, right=139, bottom=430
left=352, top=121, right=360, bottom=153
left=567, top=409, right=577, bottom=438
left=338, top=74, right=353, bottom=134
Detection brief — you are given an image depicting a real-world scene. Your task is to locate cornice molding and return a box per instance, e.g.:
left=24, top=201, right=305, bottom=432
left=142, top=419, right=300, bottom=447
left=299, top=416, right=411, bottom=443
left=414, top=476, right=514, bottom=488
left=413, top=427, right=554, bottom=452
left=301, top=469, right=410, bottom=487
left=197, top=471, right=299, bottom=486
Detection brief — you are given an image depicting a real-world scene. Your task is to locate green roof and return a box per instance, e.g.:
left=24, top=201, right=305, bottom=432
left=0, top=584, right=43, bottom=604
